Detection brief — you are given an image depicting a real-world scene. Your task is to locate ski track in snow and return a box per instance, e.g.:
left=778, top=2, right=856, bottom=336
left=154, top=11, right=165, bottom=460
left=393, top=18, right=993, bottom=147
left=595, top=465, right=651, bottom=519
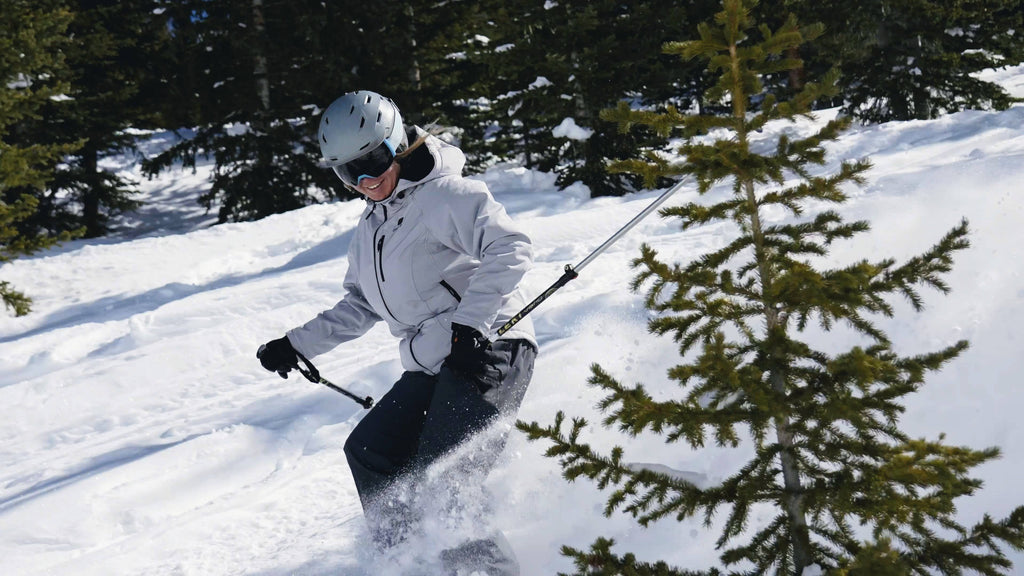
left=2, top=67, right=1024, bottom=575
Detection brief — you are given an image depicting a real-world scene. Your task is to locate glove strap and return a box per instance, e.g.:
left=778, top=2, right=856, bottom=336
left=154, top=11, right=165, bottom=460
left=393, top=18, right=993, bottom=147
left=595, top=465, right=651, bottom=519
left=293, top=350, right=321, bottom=383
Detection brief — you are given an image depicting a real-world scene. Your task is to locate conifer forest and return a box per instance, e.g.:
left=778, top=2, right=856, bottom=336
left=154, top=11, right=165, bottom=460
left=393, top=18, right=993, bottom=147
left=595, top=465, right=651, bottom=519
left=3, top=2, right=1024, bottom=574
left=3, top=0, right=1022, bottom=239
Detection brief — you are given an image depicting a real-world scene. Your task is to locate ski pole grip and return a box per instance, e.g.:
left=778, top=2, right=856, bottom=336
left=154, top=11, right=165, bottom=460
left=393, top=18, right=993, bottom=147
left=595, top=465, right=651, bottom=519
left=294, top=351, right=321, bottom=383
left=293, top=351, right=375, bottom=410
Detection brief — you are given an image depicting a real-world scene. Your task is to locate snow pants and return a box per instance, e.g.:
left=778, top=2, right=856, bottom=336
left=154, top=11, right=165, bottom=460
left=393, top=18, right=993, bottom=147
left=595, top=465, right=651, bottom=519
left=343, top=338, right=537, bottom=548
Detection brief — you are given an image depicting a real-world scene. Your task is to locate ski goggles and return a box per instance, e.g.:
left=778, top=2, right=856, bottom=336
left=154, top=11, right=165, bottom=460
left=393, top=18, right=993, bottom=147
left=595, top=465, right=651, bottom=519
left=332, top=139, right=397, bottom=186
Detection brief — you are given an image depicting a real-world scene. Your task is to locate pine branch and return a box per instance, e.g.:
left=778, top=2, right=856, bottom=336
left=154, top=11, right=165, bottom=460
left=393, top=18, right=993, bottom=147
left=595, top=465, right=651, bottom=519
left=516, top=410, right=724, bottom=527
left=600, top=101, right=691, bottom=139
left=1, top=281, right=32, bottom=317
left=560, top=537, right=721, bottom=576
left=896, top=505, right=1024, bottom=575
left=880, top=220, right=971, bottom=311
left=590, top=362, right=760, bottom=448
left=721, top=514, right=794, bottom=575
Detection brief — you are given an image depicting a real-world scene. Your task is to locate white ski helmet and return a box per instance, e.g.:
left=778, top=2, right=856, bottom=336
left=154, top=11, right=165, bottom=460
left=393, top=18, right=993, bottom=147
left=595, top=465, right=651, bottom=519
left=318, top=90, right=406, bottom=168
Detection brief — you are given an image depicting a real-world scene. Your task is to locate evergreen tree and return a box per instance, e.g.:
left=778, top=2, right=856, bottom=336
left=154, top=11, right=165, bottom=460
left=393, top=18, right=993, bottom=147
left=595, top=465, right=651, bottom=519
left=785, top=0, right=1024, bottom=122
left=142, top=0, right=354, bottom=223
left=1, top=0, right=81, bottom=315
left=143, top=0, right=487, bottom=223
left=518, top=1, right=1024, bottom=574
left=465, top=0, right=712, bottom=196
left=10, top=0, right=173, bottom=238
left=344, top=0, right=494, bottom=129
left=745, top=0, right=1024, bottom=121
left=59, top=0, right=165, bottom=236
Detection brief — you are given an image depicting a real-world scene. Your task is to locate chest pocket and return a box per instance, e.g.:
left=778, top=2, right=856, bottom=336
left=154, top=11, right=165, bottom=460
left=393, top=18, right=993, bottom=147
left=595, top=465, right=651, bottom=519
left=374, top=216, right=444, bottom=323
left=376, top=217, right=414, bottom=288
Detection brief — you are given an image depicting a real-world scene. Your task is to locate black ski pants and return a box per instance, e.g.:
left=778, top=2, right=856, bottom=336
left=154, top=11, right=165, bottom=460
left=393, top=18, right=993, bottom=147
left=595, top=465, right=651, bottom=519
left=343, top=338, right=536, bottom=548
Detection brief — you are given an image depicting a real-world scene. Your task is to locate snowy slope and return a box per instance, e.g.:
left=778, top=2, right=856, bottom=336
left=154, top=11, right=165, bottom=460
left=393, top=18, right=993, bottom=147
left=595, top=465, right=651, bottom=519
left=2, top=68, right=1024, bottom=575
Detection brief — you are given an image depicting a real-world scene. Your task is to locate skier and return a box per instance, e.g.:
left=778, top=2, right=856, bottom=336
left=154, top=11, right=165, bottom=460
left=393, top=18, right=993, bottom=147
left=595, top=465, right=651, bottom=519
left=257, top=90, right=536, bottom=575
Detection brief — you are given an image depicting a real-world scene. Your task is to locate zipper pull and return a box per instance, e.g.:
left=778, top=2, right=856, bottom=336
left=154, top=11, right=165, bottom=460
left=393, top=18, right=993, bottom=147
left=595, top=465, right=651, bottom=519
left=377, top=236, right=386, bottom=282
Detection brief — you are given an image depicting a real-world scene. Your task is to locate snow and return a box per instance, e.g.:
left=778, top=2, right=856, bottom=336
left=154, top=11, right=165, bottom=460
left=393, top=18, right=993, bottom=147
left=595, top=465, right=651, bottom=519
left=2, top=65, right=1024, bottom=575
left=624, top=463, right=713, bottom=490
left=552, top=117, right=594, bottom=141
left=527, top=76, right=553, bottom=91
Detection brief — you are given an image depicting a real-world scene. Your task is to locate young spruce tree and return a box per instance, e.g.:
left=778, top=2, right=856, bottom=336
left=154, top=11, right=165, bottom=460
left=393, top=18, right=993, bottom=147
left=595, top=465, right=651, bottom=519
left=517, top=1, right=1024, bottom=574
left=1, top=0, right=81, bottom=315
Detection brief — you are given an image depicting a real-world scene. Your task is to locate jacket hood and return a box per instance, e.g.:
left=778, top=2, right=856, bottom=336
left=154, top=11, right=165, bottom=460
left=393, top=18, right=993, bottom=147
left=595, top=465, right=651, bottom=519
left=398, top=128, right=466, bottom=191
left=364, top=128, right=465, bottom=213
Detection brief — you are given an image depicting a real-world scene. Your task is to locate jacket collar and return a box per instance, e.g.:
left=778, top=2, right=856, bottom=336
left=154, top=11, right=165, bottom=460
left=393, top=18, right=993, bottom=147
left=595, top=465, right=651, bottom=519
left=360, top=128, right=466, bottom=218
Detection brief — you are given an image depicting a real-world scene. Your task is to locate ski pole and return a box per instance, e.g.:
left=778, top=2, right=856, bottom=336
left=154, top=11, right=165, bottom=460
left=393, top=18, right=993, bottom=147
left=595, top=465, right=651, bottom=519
left=293, top=350, right=374, bottom=409
left=494, top=176, right=691, bottom=338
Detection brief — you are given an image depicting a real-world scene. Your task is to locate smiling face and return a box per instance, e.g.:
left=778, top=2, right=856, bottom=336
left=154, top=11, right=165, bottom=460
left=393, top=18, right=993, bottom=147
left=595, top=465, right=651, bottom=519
left=353, top=161, right=401, bottom=202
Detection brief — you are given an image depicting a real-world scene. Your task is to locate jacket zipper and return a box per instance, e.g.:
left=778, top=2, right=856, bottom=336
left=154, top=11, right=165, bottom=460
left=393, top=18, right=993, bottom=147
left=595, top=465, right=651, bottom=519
left=372, top=206, right=428, bottom=370
left=375, top=215, right=403, bottom=285
left=376, top=236, right=386, bottom=283
left=371, top=206, right=400, bottom=323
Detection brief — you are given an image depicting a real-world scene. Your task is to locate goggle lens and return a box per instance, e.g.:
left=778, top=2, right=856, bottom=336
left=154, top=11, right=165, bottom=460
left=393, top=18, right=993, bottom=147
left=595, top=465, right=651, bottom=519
left=333, top=140, right=396, bottom=186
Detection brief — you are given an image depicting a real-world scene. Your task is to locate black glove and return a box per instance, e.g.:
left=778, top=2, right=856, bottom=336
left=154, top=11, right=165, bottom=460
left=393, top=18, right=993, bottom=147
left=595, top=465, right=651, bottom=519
left=257, top=336, right=299, bottom=378
left=445, top=323, right=491, bottom=376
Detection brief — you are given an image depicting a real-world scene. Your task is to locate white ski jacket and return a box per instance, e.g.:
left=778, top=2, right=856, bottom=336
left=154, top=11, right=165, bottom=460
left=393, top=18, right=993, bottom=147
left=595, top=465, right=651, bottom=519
left=287, top=130, right=536, bottom=375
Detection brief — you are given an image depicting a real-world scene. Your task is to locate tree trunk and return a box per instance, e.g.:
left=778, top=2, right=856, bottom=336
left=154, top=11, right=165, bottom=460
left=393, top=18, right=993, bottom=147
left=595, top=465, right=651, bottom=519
left=81, top=140, right=102, bottom=238
left=523, top=129, right=532, bottom=169
left=787, top=47, right=805, bottom=92
left=890, top=88, right=911, bottom=121
left=251, top=0, right=271, bottom=123
left=744, top=175, right=813, bottom=574
left=405, top=5, right=421, bottom=90
left=913, top=82, right=931, bottom=120
left=771, top=367, right=813, bottom=575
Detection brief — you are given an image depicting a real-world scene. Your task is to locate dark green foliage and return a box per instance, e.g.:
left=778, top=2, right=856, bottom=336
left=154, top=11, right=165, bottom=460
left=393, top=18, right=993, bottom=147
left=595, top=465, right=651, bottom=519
left=10, top=0, right=172, bottom=238
left=773, top=0, right=1024, bottom=121
left=0, top=0, right=78, bottom=191
left=518, top=1, right=1024, bottom=574
left=342, top=0, right=493, bottom=129
left=463, top=0, right=715, bottom=196
left=1, top=0, right=82, bottom=315
left=852, top=0, right=1024, bottom=122
left=140, top=0, right=350, bottom=223
left=145, top=120, right=338, bottom=223
left=7, top=0, right=1021, bottom=236
left=141, top=0, right=489, bottom=223
left=55, top=0, right=163, bottom=236
left=833, top=537, right=913, bottom=575
left=557, top=536, right=722, bottom=576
